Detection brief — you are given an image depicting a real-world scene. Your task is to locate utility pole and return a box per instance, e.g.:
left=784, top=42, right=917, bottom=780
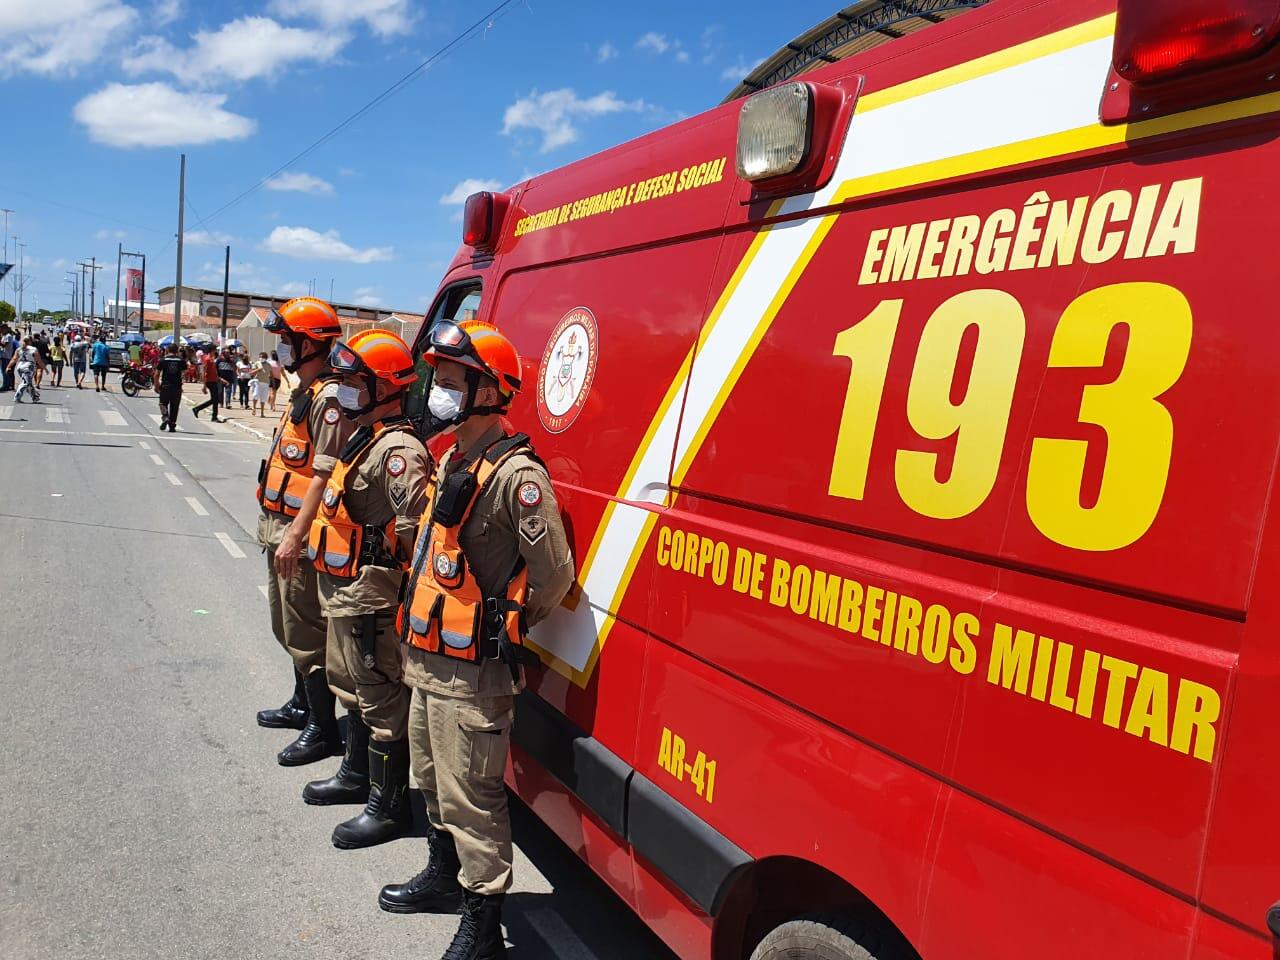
left=220, top=244, right=230, bottom=344
left=173, top=153, right=186, bottom=344
left=0, top=209, right=11, bottom=309
left=78, top=260, right=102, bottom=325
left=16, top=241, right=26, bottom=327
left=114, top=243, right=122, bottom=325
left=66, top=271, right=77, bottom=321
left=122, top=250, right=146, bottom=336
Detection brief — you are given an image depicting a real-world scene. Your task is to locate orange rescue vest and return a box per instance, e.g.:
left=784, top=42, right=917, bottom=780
left=258, top=376, right=337, bottom=518
left=306, top=418, right=413, bottom=579
left=399, top=434, right=535, bottom=672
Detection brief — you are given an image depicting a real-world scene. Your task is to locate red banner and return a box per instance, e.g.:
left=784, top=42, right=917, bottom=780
left=125, top=268, right=143, bottom=302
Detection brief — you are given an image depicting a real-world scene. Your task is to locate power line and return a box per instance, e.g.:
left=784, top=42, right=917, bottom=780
left=187, top=0, right=521, bottom=234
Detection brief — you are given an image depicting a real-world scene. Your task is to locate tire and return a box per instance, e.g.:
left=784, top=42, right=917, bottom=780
left=121, top=375, right=138, bottom=397
left=750, top=916, right=881, bottom=960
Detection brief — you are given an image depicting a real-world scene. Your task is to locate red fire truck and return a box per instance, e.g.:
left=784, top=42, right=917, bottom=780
left=410, top=1, right=1280, bottom=957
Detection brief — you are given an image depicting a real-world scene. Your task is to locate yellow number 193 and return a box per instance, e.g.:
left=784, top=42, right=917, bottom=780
left=828, top=283, right=1192, bottom=552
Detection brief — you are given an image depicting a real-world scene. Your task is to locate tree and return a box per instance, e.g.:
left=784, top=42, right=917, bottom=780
left=0, top=301, right=13, bottom=327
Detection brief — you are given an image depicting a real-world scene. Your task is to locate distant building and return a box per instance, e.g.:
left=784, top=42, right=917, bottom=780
left=153, top=285, right=419, bottom=328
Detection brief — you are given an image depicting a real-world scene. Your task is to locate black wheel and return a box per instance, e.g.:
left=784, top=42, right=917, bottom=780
left=121, top=376, right=138, bottom=397
left=750, top=916, right=883, bottom=960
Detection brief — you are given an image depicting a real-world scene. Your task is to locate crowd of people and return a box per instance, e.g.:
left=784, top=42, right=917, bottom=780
left=252, top=297, right=574, bottom=960
left=0, top=325, right=115, bottom=400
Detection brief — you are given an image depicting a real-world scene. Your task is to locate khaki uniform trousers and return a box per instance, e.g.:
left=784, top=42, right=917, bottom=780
left=409, top=686, right=515, bottom=896
left=265, top=547, right=326, bottom=675
left=326, top=611, right=410, bottom=742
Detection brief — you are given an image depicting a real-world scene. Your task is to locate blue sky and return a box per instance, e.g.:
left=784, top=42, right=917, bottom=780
left=1, top=0, right=839, bottom=316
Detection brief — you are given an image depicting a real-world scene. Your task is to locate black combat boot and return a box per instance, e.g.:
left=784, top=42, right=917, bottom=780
left=256, top=668, right=307, bottom=729
left=302, top=709, right=370, bottom=805
left=378, top=825, right=462, bottom=913
left=331, top=737, right=412, bottom=849
left=277, top=669, right=342, bottom=766
left=441, top=890, right=507, bottom=960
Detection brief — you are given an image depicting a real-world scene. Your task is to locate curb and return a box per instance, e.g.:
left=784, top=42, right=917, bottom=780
left=179, top=394, right=272, bottom=441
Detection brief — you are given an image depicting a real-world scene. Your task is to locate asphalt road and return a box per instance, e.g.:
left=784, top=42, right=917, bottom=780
left=0, top=376, right=675, bottom=960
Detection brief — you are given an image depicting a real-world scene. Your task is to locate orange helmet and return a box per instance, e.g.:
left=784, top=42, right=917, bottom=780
left=331, top=329, right=417, bottom=387
left=265, top=297, right=342, bottom=339
left=423, top=320, right=522, bottom=397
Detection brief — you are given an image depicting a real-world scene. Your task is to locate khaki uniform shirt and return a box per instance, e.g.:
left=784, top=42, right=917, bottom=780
left=318, top=424, right=431, bottom=616
left=257, top=379, right=354, bottom=549
left=404, top=424, right=575, bottom=699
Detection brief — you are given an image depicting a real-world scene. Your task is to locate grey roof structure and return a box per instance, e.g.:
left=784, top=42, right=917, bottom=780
left=722, top=0, right=992, bottom=103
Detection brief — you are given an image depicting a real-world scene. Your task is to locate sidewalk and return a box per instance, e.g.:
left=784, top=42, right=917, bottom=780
left=180, top=373, right=297, bottom=441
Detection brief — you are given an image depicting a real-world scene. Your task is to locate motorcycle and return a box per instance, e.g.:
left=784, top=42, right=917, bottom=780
left=121, top=361, right=154, bottom=397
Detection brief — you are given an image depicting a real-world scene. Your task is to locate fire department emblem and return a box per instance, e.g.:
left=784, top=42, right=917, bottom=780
left=323, top=488, right=338, bottom=508
left=536, top=306, right=597, bottom=434
left=434, top=552, right=458, bottom=579
left=283, top=442, right=302, bottom=460
left=386, top=454, right=406, bottom=477
left=518, top=481, right=542, bottom=507
left=324, top=408, right=340, bottom=425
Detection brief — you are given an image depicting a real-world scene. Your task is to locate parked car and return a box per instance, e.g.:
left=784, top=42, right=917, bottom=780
left=106, top=340, right=127, bottom=370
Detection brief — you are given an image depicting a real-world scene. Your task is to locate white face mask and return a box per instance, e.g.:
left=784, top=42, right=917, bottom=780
left=275, top=341, right=293, bottom=365
left=336, top=384, right=363, bottom=411
left=427, top=384, right=465, bottom=421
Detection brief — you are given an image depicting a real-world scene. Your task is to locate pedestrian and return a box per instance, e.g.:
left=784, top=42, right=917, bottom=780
left=69, top=336, right=89, bottom=389
left=268, top=350, right=283, bottom=411
left=49, top=337, right=65, bottom=388
left=33, top=334, right=50, bottom=388
left=380, top=321, right=574, bottom=959
left=252, top=351, right=272, bottom=417
left=0, top=328, right=16, bottom=392
left=8, top=337, right=44, bottom=403
left=236, top=354, right=253, bottom=408
left=304, top=329, right=430, bottom=850
left=255, top=298, right=355, bottom=768
left=191, top=349, right=224, bottom=422
left=154, top=343, right=187, bottom=432
left=90, top=334, right=111, bottom=392
left=216, top=348, right=237, bottom=408
left=128, top=340, right=142, bottom=365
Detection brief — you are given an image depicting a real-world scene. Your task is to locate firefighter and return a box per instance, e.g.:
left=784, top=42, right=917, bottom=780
left=304, top=329, right=431, bottom=849
left=256, top=297, right=353, bottom=767
left=379, top=320, right=574, bottom=960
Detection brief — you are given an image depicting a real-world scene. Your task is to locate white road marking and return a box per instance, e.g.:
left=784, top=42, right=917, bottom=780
left=215, top=532, right=246, bottom=559
left=0, top=405, right=12, bottom=420
left=148, top=414, right=163, bottom=425
left=138, top=440, right=151, bottom=450
left=258, top=584, right=270, bottom=599
left=185, top=497, right=209, bottom=516
left=98, top=410, right=126, bottom=427
left=524, top=909, right=597, bottom=960
left=45, top=408, right=66, bottom=424
left=0, top=428, right=260, bottom=444
left=149, top=454, right=164, bottom=466
left=164, top=472, right=182, bottom=486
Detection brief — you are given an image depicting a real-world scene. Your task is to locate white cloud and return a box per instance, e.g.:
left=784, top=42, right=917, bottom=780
left=353, top=286, right=382, bottom=306
left=675, top=50, right=690, bottom=63
left=125, top=17, right=347, bottom=86
left=721, top=56, right=764, bottom=82
left=270, top=0, right=413, bottom=38
left=263, top=226, right=392, bottom=264
left=596, top=42, right=617, bottom=63
left=153, top=0, right=182, bottom=25
left=635, top=32, right=669, bottom=55
left=279, top=281, right=309, bottom=296
left=502, top=88, right=646, bottom=153
left=0, top=0, right=136, bottom=75
left=73, top=83, right=256, bottom=148
left=94, top=229, right=127, bottom=240
left=266, top=171, right=334, bottom=195
left=184, top=229, right=233, bottom=247
left=440, top=178, right=502, bottom=205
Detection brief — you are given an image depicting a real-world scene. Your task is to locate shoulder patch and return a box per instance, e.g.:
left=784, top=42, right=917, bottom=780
left=519, top=515, right=547, bottom=546
left=323, top=407, right=340, bottom=424
left=517, top=481, right=542, bottom=507
left=387, top=454, right=407, bottom=477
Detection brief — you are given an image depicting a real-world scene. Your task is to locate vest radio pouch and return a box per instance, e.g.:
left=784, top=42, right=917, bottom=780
left=431, top=469, right=478, bottom=528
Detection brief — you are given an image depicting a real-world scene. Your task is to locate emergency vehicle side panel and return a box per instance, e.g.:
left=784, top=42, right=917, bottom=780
left=488, top=237, right=725, bottom=760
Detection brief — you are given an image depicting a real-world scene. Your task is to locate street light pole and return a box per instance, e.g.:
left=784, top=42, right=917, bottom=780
left=173, top=153, right=186, bottom=345
left=122, top=249, right=146, bottom=336
left=0, top=209, right=11, bottom=309
left=114, top=243, right=122, bottom=325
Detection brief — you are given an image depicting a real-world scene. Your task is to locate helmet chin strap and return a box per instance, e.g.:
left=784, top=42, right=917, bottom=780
left=447, top=368, right=510, bottom=426
left=283, top=333, right=326, bottom=374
